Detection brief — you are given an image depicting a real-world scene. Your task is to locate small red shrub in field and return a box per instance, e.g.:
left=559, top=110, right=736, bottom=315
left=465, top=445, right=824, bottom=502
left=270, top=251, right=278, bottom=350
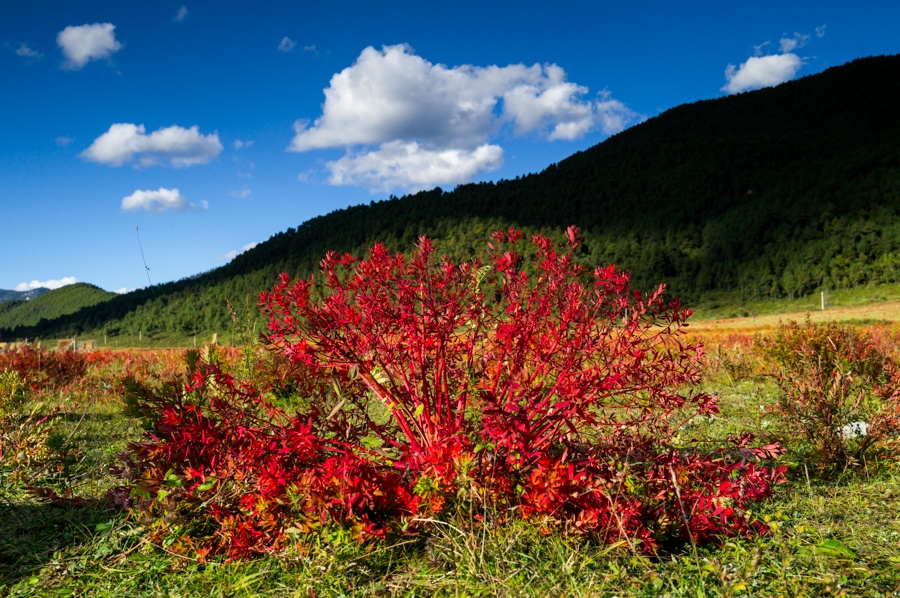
left=126, top=228, right=784, bottom=558
left=760, top=319, right=900, bottom=470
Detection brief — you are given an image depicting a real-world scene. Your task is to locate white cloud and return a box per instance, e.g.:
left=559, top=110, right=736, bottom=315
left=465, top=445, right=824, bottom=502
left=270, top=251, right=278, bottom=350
left=326, top=141, right=504, bottom=192
left=15, top=43, right=43, bottom=59
left=595, top=97, right=641, bottom=136
left=278, top=37, right=296, bottom=52
left=174, top=6, right=189, bottom=22
left=289, top=44, right=637, bottom=191
left=121, top=187, right=207, bottom=213
left=779, top=32, right=810, bottom=54
left=217, top=242, right=259, bottom=261
left=233, top=139, right=254, bottom=150
left=16, top=277, right=78, bottom=291
left=752, top=41, right=770, bottom=57
left=57, top=23, right=122, bottom=70
left=114, top=287, right=133, bottom=294
left=81, top=123, right=222, bottom=167
left=722, top=53, right=803, bottom=94
left=230, top=186, right=252, bottom=199
left=55, top=136, right=74, bottom=147
left=722, top=29, right=822, bottom=95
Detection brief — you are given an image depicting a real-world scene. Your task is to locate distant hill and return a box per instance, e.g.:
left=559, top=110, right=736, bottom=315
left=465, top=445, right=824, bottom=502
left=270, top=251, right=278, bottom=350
left=0, top=288, right=49, bottom=304
left=2, top=55, right=899, bottom=343
left=0, top=283, right=116, bottom=332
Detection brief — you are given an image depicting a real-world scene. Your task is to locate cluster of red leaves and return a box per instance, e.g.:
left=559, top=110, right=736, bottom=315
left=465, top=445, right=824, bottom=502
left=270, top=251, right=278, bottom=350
left=0, top=345, right=88, bottom=396
left=127, top=228, right=784, bottom=558
left=123, top=359, right=419, bottom=559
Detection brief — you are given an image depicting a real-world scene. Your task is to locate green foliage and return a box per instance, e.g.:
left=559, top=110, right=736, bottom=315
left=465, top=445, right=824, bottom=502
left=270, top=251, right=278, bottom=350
left=0, top=369, right=27, bottom=415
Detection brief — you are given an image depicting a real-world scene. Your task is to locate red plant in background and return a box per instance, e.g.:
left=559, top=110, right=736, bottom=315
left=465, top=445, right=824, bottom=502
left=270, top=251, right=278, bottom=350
left=0, top=345, right=88, bottom=395
left=124, top=227, right=783, bottom=559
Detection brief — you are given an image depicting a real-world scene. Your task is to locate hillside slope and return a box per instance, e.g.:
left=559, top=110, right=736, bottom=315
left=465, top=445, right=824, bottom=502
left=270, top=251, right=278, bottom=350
left=3, top=55, right=899, bottom=342
left=0, top=284, right=116, bottom=332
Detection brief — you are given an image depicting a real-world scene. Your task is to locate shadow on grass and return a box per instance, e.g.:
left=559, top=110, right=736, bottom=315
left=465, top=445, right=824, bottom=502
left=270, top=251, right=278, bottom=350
left=0, top=498, right=112, bottom=587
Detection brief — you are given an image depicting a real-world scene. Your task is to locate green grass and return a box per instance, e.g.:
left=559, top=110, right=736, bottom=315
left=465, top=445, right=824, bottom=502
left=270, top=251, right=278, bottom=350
left=3, top=367, right=899, bottom=597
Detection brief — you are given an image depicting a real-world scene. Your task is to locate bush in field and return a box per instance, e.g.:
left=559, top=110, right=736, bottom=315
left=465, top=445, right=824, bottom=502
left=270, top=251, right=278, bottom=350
left=0, top=345, right=88, bottom=396
left=126, top=228, right=784, bottom=559
left=0, top=367, right=66, bottom=484
left=760, top=320, right=900, bottom=470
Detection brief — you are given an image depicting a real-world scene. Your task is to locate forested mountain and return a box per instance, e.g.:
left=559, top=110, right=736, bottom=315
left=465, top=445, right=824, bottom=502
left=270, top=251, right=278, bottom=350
left=3, top=55, right=900, bottom=342
left=0, top=288, right=49, bottom=304
left=0, top=284, right=116, bottom=332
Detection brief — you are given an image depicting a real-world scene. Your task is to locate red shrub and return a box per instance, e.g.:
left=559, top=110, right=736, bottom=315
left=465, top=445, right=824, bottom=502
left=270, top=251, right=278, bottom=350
left=127, top=228, right=784, bottom=558
left=0, top=345, right=88, bottom=395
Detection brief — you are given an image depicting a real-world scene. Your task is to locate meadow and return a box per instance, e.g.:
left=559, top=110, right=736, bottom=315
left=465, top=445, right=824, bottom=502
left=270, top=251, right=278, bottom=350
left=2, top=232, right=900, bottom=597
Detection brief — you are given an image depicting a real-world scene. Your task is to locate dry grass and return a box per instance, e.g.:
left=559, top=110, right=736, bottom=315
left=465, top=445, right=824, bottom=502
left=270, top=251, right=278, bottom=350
left=689, top=300, right=900, bottom=336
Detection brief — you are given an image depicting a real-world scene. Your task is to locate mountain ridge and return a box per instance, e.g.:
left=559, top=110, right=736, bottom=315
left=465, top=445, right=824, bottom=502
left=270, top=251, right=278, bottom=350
left=3, top=54, right=899, bottom=343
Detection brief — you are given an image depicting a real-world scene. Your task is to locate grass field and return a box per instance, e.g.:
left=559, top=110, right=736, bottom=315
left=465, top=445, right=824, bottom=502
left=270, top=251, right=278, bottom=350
left=2, top=304, right=900, bottom=597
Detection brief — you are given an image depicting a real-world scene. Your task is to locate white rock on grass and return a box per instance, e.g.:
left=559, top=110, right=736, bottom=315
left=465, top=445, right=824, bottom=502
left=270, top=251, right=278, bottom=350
left=841, top=421, right=868, bottom=439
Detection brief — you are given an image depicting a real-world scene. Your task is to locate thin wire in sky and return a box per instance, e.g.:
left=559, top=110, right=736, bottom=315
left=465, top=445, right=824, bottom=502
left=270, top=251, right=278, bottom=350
left=135, top=226, right=155, bottom=294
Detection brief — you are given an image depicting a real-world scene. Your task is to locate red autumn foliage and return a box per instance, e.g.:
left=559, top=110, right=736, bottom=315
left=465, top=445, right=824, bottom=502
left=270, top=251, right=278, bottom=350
left=0, top=345, right=88, bottom=395
left=125, top=228, right=784, bottom=558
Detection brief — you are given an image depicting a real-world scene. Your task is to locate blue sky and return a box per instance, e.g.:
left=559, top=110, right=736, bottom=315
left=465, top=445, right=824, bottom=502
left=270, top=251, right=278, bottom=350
left=2, top=1, right=898, bottom=294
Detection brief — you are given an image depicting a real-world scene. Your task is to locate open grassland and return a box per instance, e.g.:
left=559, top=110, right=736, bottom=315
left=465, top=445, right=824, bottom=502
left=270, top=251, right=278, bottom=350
left=0, top=326, right=897, bottom=597
left=691, top=301, right=900, bottom=335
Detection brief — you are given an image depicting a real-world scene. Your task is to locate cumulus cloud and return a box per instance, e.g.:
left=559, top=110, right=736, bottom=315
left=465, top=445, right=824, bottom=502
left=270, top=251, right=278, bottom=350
left=57, top=23, right=122, bottom=70
left=278, top=37, right=296, bottom=52
left=233, top=139, right=254, bottom=150
left=721, top=28, right=825, bottom=95
left=174, top=6, right=189, bottom=22
left=217, top=242, right=259, bottom=261
left=722, top=53, right=803, bottom=94
left=327, top=141, right=504, bottom=192
left=121, top=187, right=208, bottom=213
left=230, top=186, right=252, bottom=199
left=289, top=44, right=637, bottom=191
left=81, top=123, right=222, bottom=167
left=16, top=277, right=78, bottom=292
